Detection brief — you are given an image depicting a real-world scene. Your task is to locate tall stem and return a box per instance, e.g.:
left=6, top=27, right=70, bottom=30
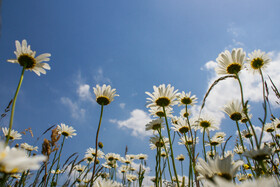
left=162, top=106, right=180, bottom=187
left=259, top=69, right=267, bottom=145
left=52, top=135, right=66, bottom=186
left=90, top=104, right=104, bottom=186
left=235, top=74, right=259, bottom=148
left=5, top=67, right=25, bottom=146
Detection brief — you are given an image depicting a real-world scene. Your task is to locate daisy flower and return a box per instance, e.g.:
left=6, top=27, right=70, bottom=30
left=0, top=142, right=46, bottom=173
left=7, top=40, right=51, bottom=76
left=93, top=84, right=119, bottom=106
left=213, top=132, right=226, bottom=139
left=234, top=145, right=246, bottom=155
left=177, top=91, right=197, bottom=106
left=179, top=136, right=199, bottom=146
left=176, top=154, right=185, bottom=161
left=148, top=106, right=173, bottom=118
left=193, top=114, right=218, bottom=133
left=196, top=154, right=243, bottom=181
left=243, top=145, right=272, bottom=161
left=145, top=118, right=165, bottom=132
left=272, top=118, right=280, bottom=129
left=86, top=147, right=105, bottom=158
left=149, top=135, right=169, bottom=150
left=84, top=153, right=94, bottom=163
left=246, top=49, right=271, bottom=74
left=94, top=179, right=123, bottom=187
left=74, top=164, right=86, bottom=173
left=145, top=84, right=178, bottom=108
left=105, top=153, right=120, bottom=161
left=136, top=153, right=148, bottom=160
left=206, top=136, right=224, bottom=146
left=2, top=127, right=22, bottom=140
left=126, top=174, right=138, bottom=182
left=171, top=117, right=190, bottom=134
left=119, top=165, right=130, bottom=173
left=242, top=130, right=253, bottom=139
left=180, top=108, right=191, bottom=118
left=20, top=143, right=38, bottom=152
left=57, top=123, right=77, bottom=138
left=264, top=122, right=276, bottom=133
left=223, top=100, right=243, bottom=121
left=215, top=48, right=246, bottom=75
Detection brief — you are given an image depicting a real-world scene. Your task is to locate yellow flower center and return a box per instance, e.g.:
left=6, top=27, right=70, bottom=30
left=96, top=96, right=110, bottom=105
left=266, top=128, right=274, bottom=133
left=230, top=112, right=242, bottom=121
left=217, top=172, right=232, bottom=180
left=181, top=97, right=192, bottom=105
left=155, top=111, right=165, bottom=117
left=152, top=123, right=161, bottom=130
left=251, top=58, right=264, bottom=69
left=155, top=97, right=170, bottom=107
left=62, top=132, right=70, bottom=136
left=179, top=126, right=189, bottom=134
left=18, top=54, right=36, bottom=69
left=226, top=63, right=242, bottom=74
left=200, top=121, right=211, bottom=128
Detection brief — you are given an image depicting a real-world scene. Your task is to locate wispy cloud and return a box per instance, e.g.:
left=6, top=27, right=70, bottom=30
left=226, top=23, right=245, bottom=49
left=77, top=84, right=95, bottom=103
left=60, top=97, right=86, bottom=119
left=227, top=23, right=245, bottom=38
left=94, top=67, right=111, bottom=85
left=199, top=51, right=280, bottom=126
left=119, top=103, right=126, bottom=109
left=110, top=109, right=152, bottom=138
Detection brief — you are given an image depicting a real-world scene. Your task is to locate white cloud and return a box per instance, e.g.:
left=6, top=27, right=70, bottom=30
left=110, top=109, right=152, bottom=138
left=60, top=97, right=85, bottom=119
left=94, top=67, right=111, bottom=84
left=77, top=84, right=95, bottom=103
left=200, top=51, right=280, bottom=127
left=227, top=23, right=245, bottom=38
left=119, top=103, right=126, bottom=109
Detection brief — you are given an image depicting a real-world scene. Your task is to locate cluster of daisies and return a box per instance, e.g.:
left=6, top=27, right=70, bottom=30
left=144, top=48, right=280, bottom=186
left=3, top=39, right=280, bottom=186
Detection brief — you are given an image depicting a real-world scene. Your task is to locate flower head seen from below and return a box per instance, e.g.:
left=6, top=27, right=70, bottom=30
left=0, top=141, right=46, bottom=173
left=149, top=135, right=169, bottom=150
left=243, top=145, right=272, bottom=161
left=20, top=143, right=38, bottom=152
left=177, top=91, right=197, bottom=106
left=171, top=117, right=190, bottom=134
left=176, top=154, right=185, bottom=161
left=196, top=154, right=243, bottom=181
left=57, top=123, right=77, bottom=138
left=145, top=118, right=165, bottom=132
left=149, top=106, right=173, bottom=118
left=223, top=100, right=243, bottom=121
left=7, top=40, right=51, bottom=76
left=93, top=84, right=119, bottom=106
left=246, top=49, right=271, bottom=74
left=215, top=48, right=246, bottom=75
left=2, top=127, right=22, bottom=140
left=193, top=114, right=218, bottom=133
left=145, top=84, right=178, bottom=108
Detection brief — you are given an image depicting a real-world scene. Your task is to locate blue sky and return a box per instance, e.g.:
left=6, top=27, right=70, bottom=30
left=0, top=0, right=280, bottom=184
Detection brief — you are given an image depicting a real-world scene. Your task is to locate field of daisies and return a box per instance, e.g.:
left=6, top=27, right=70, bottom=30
left=1, top=39, right=280, bottom=187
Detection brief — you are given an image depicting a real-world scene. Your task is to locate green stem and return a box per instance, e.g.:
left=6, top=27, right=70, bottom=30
left=52, top=135, right=66, bottom=186
left=235, top=74, right=259, bottom=148
left=162, top=106, right=180, bottom=187
left=202, top=128, right=207, bottom=161
left=259, top=69, right=267, bottom=145
left=90, top=104, right=104, bottom=186
left=5, top=67, right=25, bottom=146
